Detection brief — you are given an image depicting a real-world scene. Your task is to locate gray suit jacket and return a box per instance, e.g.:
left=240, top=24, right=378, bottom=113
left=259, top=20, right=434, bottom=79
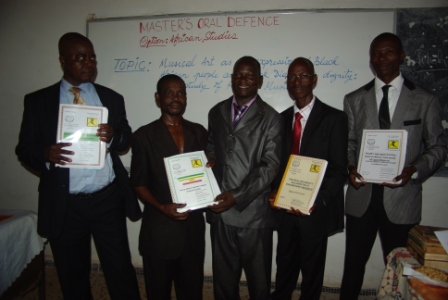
left=344, top=78, right=447, bottom=224
left=206, top=96, right=283, bottom=229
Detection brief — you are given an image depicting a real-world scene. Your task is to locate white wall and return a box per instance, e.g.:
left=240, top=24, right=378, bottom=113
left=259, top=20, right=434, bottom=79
left=1, top=0, right=447, bottom=291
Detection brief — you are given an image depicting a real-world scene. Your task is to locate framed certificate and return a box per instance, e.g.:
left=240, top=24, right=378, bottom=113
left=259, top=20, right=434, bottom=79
left=164, top=150, right=221, bottom=212
left=274, top=155, right=328, bottom=214
left=56, top=104, right=108, bottom=169
left=357, top=129, right=407, bottom=183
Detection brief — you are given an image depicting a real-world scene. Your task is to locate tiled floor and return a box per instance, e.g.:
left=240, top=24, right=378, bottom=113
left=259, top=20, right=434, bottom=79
left=15, top=264, right=376, bottom=299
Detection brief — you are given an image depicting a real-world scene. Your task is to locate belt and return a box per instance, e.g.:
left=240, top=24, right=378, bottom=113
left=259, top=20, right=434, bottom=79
left=72, top=180, right=117, bottom=198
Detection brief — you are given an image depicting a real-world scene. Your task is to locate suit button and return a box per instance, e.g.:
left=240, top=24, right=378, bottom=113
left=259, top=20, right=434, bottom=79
left=229, top=134, right=235, bottom=138
left=226, top=148, right=233, bottom=153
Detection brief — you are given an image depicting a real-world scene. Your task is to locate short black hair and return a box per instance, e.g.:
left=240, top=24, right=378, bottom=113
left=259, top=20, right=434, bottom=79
left=233, top=56, right=261, bottom=75
left=370, top=32, right=403, bottom=52
left=156, top=74, right=185, bottom=93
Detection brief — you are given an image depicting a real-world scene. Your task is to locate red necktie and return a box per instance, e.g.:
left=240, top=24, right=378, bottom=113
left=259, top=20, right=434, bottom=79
left=291, top=112, right=303, bottom=154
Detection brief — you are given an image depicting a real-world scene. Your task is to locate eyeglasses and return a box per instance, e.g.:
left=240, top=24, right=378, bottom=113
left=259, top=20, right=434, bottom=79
left=285, top=74, right=314, bottom=81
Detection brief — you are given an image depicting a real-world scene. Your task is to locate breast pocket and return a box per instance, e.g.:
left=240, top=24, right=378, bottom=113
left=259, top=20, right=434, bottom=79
left=403, top=119, right=421, bottom=126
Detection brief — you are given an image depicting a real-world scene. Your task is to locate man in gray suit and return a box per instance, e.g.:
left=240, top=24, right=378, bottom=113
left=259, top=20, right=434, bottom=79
left=206, top=56, right=283, bottom=300
left=340, top=32, right=447, bottom=299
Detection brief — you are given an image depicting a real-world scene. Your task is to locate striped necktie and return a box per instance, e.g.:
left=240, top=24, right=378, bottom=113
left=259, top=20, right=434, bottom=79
left=233, top=103, right=248, bottom=127
left=69, top=87, right=86, bottom=105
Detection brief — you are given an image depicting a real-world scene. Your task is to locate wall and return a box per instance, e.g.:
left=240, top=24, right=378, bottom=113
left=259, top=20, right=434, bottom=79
left=1, top=0, right=447, bottom=291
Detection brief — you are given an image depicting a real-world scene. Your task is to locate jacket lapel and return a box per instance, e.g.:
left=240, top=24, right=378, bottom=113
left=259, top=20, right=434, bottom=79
left=283, top=107, right=294, bottom=155
left=363, top=80, right=379, bottom=129
left=233, top=96, right=264, bottom=132
left=391, top=78, right=415, bottom=129
left=300, top=98, right=323, bottom=152
left=46, top=82, right=63, bottom=143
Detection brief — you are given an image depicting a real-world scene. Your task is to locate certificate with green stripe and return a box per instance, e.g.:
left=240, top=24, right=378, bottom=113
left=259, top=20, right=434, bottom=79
left=56, top=104, right=108, bottom=169
left=164, top=150, right=221, bottom=212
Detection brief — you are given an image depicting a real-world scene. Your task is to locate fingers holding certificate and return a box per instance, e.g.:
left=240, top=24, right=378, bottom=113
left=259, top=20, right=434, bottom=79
left=56, top=104, right=109, bottom=169
left=357, top=129, right=407, bottom=184
left=164, top=150, right=221, bottom=213
left=273, top=155, right=328, bottom=215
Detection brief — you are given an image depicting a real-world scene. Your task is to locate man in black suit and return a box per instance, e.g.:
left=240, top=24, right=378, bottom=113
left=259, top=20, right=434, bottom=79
left=206, top=56, right=283, bottom=300
left=270, top=57, right=348, bottom=300
left=130, top=74, right=207, bottom=300
left=16, top=32, right=141, bottom=300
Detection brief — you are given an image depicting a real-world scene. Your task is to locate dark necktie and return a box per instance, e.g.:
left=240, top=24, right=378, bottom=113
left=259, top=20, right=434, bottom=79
left=379, top=85, right=391, bottom=129
left=291, top=112, right=303, bottom=154
left=69, top=87, right=86, bottom=105
left=233, top=104, right=248, bottom=127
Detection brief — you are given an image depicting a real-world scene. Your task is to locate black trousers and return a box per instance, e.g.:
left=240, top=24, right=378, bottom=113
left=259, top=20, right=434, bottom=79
left=210, top=219, right=273, bottom=300
left=340, top=185, right=416, bottom=300
left=271, top=213, right=328, bottom=300
left=141, top=244, right=204, bottom=300
left=49, top=183, right=140, bottom=300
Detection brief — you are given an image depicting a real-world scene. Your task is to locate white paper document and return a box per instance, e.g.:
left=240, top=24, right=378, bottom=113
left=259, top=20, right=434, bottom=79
left=56, top=104, right=108, bottom=169
left=164, top=151, right=221, bottom=212
left=357, top=130, right=407, bottom=184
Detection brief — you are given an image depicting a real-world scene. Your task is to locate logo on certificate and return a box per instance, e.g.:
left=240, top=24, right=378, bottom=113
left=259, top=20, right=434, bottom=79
left=388, top=140, right=399, bottom=149
left=191, top=159, right=202, bottom=168
left=87, top=118, right=98, bottom=127
left=310, top=164, right=320, bottom=173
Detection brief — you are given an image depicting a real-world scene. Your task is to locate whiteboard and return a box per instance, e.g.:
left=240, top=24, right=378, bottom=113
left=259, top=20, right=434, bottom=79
left=87, top=11, right=395, bottom=166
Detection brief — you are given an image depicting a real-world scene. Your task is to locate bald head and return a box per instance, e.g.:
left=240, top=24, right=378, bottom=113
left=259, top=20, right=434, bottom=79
left=58, top=32, right=97, bottom=86
left=58, top=32, right=93, bottom=56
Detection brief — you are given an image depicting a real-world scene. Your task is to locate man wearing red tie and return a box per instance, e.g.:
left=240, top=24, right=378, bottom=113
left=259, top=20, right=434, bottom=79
left=270, top=57, right=348, bottom=300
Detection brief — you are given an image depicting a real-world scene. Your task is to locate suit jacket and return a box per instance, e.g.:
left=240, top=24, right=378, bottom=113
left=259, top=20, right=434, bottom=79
left=344, top=78, right=447, bottom=224
left=273, top=99, right=348, bottom=238
left=130, top=118, right=207, bottom=259
left=16, top=82, right=142, bottom=239
left=205, top=96, right=283, bottom=229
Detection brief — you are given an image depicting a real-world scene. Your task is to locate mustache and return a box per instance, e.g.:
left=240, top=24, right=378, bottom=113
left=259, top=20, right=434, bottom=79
left=167, top=100, right=184, bottom=107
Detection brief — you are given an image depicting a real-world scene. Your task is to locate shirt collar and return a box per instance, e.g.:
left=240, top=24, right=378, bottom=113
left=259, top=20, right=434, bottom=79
left=232, top=95, right=258, bottom=108
left=374, top=73, right=404, bottom=94
left=293, top=95, right=316, bottom=120
left=61, top=78, right=95, bottom=93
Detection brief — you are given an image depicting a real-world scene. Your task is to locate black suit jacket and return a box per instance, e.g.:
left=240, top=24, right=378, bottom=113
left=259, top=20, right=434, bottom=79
left=273, top=98, right=348, bottom=238
left=130, top=118, right=207, bottom=259
left=16, top=82, right=141, bottom=239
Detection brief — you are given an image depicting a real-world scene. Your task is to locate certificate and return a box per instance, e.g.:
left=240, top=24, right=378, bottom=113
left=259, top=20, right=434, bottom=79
left=357, top=129, right=407, bottom=183
left=274, top=155, right=328, bottom=214
left=164, top=150, right=221, bottom=212
left=56, top=104, right=108, bottom=169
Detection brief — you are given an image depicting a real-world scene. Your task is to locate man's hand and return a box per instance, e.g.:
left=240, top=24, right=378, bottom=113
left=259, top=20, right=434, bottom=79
left=348, top=165, right=365, bottom=189
left=286, top=202, right=315, bottom=216
left=44, top=143, right=73, bottom=164
left=97, top=124, right=114, bottom=143
left=382, top=165, right=417, bottom=188
left=208, top=191, right=235, bottom=213
left=206, top=157, right=216, bottom=168
left=159, top=203, right=191, bottom=221
left=268, top=190, right=281, bottom=210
